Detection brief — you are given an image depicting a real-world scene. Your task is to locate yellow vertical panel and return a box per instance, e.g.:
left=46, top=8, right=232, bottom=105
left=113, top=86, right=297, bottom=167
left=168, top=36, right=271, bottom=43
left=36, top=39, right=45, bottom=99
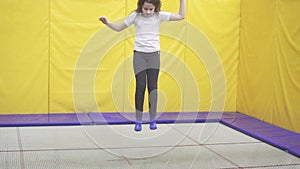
left=161, top=0, right=180, bottom=12
left=126, top=0, right=136, bottom=14
left=0, top=0, right=49, bottom=114
left=160, top=37, right=186, bottom=112
left=188, top=0, right=240, bottom=111
left=122, top=37, right=135, bottom=113
left=238, top=0, right=276, bottom=119
left=184, top=48, right=212, bottom=111
left=50, top=0, right=125, bottom=113
left=273, top=0, right=300, bottom=132
left=121, top=0, right=136, bottom=113
left=95, top=42, right=126, bottom=112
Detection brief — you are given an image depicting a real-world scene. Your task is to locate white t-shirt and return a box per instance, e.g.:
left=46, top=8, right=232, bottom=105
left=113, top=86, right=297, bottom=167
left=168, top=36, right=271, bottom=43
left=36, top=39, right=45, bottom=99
left=124, top=11, right=171, bottom=53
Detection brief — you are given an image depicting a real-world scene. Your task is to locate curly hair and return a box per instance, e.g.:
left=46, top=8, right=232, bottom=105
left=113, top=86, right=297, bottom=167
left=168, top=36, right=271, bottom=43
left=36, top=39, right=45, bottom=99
left=136, top=0, right=162, bottom=13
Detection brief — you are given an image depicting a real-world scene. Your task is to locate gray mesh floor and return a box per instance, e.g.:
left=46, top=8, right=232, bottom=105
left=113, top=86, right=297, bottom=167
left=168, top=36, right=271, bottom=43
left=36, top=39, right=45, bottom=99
left=1, top=123, right=300, bottom=169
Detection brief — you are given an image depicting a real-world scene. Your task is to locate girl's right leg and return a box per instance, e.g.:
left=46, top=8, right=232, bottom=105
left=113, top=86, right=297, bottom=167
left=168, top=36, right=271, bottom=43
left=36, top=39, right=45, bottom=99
left=134, top=70, right=146, bottom=131
left=135, top=70, right=146, bottom=123
left=133, top=51, right=147, bottom=131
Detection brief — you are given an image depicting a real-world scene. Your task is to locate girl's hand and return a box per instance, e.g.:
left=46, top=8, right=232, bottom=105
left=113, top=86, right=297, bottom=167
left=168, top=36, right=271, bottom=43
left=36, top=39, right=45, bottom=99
left=99, top=16, right=108, bottom=25
left=98, top=16, right=127, bottom=32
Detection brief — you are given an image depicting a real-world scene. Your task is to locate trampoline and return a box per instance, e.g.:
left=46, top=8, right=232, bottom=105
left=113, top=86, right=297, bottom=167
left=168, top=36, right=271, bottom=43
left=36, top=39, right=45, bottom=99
left=0, top=112, right=300, bottom=169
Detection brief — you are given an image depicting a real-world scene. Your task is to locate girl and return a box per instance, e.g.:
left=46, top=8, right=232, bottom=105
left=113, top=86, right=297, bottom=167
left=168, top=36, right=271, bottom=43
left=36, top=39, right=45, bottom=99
left=99, top=0, right=186, bottom=132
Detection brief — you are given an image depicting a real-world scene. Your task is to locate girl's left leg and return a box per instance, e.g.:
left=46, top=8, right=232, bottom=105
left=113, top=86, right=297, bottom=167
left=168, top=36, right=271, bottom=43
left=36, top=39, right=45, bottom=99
left=146, top=51, right=160, bottom=130
left=147, top=68, right=159, bottom=122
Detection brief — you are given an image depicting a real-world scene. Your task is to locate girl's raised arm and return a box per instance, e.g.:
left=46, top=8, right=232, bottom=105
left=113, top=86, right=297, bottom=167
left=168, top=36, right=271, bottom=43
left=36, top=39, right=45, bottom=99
left=99, top=16, right=128, bottom=32
left=170, top=0, right=186, bottom=21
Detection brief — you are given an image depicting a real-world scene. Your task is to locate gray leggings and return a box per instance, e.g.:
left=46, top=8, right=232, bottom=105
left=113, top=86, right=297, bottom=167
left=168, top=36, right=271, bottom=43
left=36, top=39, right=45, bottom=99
left=133, top=51, right=160, bottom=122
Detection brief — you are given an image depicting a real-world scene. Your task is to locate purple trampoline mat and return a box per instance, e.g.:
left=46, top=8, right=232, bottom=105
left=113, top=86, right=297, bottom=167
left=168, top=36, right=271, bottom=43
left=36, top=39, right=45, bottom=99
left=0, top=112, right=299, bottom=158
left=0, top=113, right=92, bottom=126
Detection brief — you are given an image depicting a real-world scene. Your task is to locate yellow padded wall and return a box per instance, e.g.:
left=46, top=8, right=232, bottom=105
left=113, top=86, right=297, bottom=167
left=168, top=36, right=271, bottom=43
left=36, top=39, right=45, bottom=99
left=0, top=0, right=240, bottom=115
left=238, top=0, right=300, bottom=133
left=0, top=0, right=49, bottom=114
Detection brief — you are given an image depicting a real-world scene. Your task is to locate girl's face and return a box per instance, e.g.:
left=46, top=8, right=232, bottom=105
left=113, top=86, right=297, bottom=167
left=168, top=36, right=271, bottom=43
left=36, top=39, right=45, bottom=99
left=142, top=2, right=156, bottom=17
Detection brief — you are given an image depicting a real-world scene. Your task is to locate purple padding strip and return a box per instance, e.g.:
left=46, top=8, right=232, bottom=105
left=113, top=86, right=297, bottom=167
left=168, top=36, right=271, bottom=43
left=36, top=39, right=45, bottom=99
left=221, top=117, right=273, bottom=130
left=89, top=112, right=222, bottom=125
left=89, top=112, right=135, bottom=125
left=0, top=113, right=92, bottom=127
left=220, top=112, right=250, bottom=119
left=156, top=112, right=221, bottom=123
left=288, top=145, right=300, bottom=158
left=221, top=112, right=300, bottom=158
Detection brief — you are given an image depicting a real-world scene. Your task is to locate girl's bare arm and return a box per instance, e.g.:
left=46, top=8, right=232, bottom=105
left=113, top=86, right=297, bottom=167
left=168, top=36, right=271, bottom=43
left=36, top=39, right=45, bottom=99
left=99, top=16, right=127, bottom=32
left=170, top=0, right=186, bottom=21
